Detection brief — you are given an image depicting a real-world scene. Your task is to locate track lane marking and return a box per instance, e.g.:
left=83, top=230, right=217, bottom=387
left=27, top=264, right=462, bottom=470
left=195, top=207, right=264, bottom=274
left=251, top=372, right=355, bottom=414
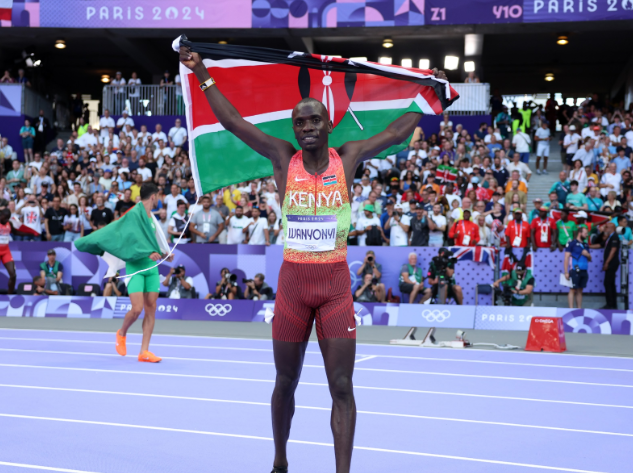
left=2, top=383, right=631, bottom=438
left=0, top=364, right=631, bottom=410
left=1, top=348, right=631, bottom=388
left=0, top=462, right=98, bottom=472
left=0, top=413, right=609, bottom=472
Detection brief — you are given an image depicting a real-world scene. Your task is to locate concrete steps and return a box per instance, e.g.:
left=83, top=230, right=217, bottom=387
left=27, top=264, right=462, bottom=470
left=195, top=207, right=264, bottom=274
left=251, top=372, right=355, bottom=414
left=526, top=149, right=563, bottom=213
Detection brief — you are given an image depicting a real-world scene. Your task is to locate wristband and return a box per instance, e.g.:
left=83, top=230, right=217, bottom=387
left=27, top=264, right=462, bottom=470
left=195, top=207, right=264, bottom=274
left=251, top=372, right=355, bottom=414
left=199, top=77, right=216, bottom=92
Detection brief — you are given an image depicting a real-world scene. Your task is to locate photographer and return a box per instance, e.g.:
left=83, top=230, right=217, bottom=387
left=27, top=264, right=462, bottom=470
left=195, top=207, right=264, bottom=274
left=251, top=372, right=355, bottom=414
left=492, top=262, right=534, bottom=306
left=103, top=272, right=127, bottom=297
left=209, top=267, right=239, bottom=300
left=564, top=226, right=592, bottom=309
left=162, top=264, right=195, bottom=299
left=354, top=273, right=379, bottom=302
left=244, top=273, right=274, bottom=300
left=356, top=250, right=386, bottom=302
left=421, top=247, right=463, bottom=305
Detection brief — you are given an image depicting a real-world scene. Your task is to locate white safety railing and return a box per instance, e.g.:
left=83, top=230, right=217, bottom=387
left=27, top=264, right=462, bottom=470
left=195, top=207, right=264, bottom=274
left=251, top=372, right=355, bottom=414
left=102, top=85, right=184, bottom=116
left=445, top=83, right=490, bottom=114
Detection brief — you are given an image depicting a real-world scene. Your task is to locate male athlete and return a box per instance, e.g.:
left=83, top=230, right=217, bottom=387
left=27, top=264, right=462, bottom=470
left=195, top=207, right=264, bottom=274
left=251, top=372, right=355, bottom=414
left=180, top=47, right=447, bottom=473
left=115, top=183, right=173, bottom=363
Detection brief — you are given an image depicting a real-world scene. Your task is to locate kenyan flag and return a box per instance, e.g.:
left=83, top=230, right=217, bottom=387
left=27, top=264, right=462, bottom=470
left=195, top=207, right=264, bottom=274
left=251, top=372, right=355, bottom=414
left=436, top=164, right=458, bottom=183
left=174, top=36, right=459, bottom=195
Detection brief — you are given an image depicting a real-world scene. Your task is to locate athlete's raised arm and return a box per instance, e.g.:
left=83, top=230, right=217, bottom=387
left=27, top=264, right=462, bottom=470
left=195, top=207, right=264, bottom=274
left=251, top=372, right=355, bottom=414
left=179, top=47, right=295, bottom=164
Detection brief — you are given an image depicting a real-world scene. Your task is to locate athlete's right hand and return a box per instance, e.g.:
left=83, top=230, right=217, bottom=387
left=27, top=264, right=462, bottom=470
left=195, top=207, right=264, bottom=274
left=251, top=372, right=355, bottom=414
left=179, top=47, right=204, bottom=74
left=149, top=252, right=161, bottom=262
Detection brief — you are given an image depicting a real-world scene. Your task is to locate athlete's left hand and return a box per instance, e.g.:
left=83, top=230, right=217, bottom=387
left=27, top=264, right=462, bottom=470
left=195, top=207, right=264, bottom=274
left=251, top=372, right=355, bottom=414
left=432, top=68, right=448, bottom=81
left=166, top=254, right=175, bottom=263
left=149, top=252, right=161, bottom=262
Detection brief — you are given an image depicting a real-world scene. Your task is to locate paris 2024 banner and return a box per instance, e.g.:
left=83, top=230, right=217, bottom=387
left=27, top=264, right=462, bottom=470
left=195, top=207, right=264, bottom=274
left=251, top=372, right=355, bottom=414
left=3, top=0, right=633, bottom=28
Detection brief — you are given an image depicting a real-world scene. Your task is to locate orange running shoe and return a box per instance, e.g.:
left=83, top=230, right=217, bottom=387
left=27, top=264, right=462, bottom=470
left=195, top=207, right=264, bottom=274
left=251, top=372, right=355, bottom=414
left=115, top=330, right=126, bottom=356
left=138, top=351, right=162, bottom=363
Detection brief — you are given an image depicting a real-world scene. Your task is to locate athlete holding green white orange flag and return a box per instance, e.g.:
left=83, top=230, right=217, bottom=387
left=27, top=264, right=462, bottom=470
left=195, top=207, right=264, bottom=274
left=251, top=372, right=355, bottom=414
left=180, top=45, right=451, bottom=473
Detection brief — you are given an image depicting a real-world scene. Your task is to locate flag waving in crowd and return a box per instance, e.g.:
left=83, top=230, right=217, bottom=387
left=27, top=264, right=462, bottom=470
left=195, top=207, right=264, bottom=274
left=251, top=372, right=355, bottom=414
left=173, top=35, right=459, bottom=195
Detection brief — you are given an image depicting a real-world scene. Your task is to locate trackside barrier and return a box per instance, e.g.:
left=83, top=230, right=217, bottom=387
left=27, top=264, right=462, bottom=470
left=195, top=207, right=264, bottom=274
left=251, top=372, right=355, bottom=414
left=2, top=296, right=633, bottom=336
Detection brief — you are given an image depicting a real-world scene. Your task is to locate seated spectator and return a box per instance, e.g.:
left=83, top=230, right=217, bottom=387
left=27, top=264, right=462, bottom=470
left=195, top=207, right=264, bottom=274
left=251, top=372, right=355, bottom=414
left=504, top=180, right=527, bottom=209
left=399, top=252, right=425, bottom=303
left=6, top=160, right=25, bottom=192
left=39, top=249, right=63, bottom=294
left=601, top=191, right=621, bottom=212
left=585, top=186, right=603, bottom=212
left=0, top=137, right=14, bottom=166
left=599, top=163, right=622, bottom=198
left=565, top=181, right=588, bottom=210
left=504, top=170, right=528, bottom=193
left=162, top=265, right=195, bottom=298
left=244, top=273, right=274, bottom=300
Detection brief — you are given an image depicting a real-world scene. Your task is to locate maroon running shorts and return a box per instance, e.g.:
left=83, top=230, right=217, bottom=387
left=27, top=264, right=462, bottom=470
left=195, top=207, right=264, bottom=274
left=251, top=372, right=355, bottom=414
left=272, top=260, right=356, bottom=342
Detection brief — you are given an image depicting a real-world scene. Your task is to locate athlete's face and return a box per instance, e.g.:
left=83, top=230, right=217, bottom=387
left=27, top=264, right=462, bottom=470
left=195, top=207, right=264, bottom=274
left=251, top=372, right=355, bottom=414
left=292, top=102, right=332, bottom=151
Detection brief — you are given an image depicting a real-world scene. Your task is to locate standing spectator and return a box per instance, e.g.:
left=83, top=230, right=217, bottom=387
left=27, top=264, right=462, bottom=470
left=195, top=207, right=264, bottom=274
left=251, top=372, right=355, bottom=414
left=164, top=183, right=187, bottom=218
left=33, top=110, right=50, bottom=154
left=506, top=153, right=532, bottom=183
left=20, top=196, right=43, bottom=240
left=245, top=206, right=268, bottom=245
left=226, top=206, right=251, bottom=244
left=175, top=72, right=184, bottom=114
left=534, top=120, right=551, bottom=175
left=512, top=127, right=531, bottom=164
left=586, top=186, right=603, bottom=212
left=44, top=196, right=67, bottom=241
left=90, top=195, right=114, bottom=229
left=449, top=209, right=479, bottom=246
left=128, top=72, right=142, bottom=115
left=565, top=181, right=588, bottom=210
left=355, top=204, right=386, bottom=246
left=16, top=69, right=31, bottom=87
left=385, top=203, right=410, bottom=246
left=266, top=211, right=280, bottom=244
left=562, top=125, right=581, bottom=172
left=556, top=209, right=577, bottom=250
left=168, top=118, right=188, bottom=154
left=531, top=206, right=555, bottom=251
left=114, top=189, right=135, bottom=218
left=159, top=70, right=174, bottom=113
left=569, top=160, right=588, bottom=194
left=63, top=204, right=83, bottom=242
left=183, top=178, right=197, bottom=204
left=20, top=119, right=36, bottom=163
left=492, top=156, right=509, bottom=189
left=99, top=110, right=115, bottom=139
left=506, top=207, right=531, bottom=249
left=110, top=72, right=127, bottom=114
left=599, top=163, right=622, bottom=198
left=156, top=208, right=169, bottom=241
left=190, top=195, right=224, bottom=243
left=151, top=124, right=168, bottom=147
left=409, top=205, right=429, bottom=246
left=168, top=201, right=190, bottom=243
left=564, top=226, right=591, bottom=308
left=428, top=203, right=447, bottom=247
left=0, top=136, right=14, bottom=171
left=476, top=214, right=491, bottom=246
left=549, top=172, right=571, bottom=205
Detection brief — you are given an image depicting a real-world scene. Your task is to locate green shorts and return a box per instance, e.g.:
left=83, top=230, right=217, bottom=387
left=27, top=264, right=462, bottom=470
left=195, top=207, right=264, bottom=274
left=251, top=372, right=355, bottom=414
left=126, top=258, right=161, bottom=294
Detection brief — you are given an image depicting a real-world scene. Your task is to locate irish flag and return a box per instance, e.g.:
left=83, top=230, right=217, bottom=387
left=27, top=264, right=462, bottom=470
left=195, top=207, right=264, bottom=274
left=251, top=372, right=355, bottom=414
left=174, top=35, right=459, bottom=195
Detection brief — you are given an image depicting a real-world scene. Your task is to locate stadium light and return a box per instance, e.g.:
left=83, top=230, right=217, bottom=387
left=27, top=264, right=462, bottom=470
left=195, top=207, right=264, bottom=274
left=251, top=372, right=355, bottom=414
left=101, top=74, right=111, bottom=83
left=419, top=59, right=430, bottom=70
left=557, top=35, right=568, bottom=45
left=401, top=58, right=412, bottom=68
left=218, top=40, right=228, bottom=45
left=379, top=57, right=392, bottom=65
left=382, top=38, right=393, bottom=49
left=55, top=39, right=66, bottom=49
left=545, top=73, right=555, bottom=82
left=464, top=61, right=475, bottom=72
left=444, top=56, right=459, bottom=70
left=350, top=57, right=367, bottom=62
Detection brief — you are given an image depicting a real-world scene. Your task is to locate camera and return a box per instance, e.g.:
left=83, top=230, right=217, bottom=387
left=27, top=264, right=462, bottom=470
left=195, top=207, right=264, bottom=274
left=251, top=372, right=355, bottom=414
left=371, top=277, right=379, bottom=285
left=243, top=278, right=253, bottom=284
left=493, top=285, right=514, bottom=306
left=225, top=273, right=238, bottom=286
left=432, top=249, right=457, bottom=280
left=616, top=226, right=626, bottom=236
left=367, top=256, right=374, bottom=263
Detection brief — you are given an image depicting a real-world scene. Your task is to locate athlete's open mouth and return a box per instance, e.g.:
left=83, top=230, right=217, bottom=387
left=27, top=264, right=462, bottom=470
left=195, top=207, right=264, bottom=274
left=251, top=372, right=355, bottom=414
left=302, top=135, right=317, bottom=143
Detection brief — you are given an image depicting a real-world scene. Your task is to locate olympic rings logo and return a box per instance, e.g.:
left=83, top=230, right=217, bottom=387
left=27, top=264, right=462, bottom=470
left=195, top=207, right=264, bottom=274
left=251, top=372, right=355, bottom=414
left=205, top=304, right=232, bottom=317
left=421, top=310, right=451, bottom=323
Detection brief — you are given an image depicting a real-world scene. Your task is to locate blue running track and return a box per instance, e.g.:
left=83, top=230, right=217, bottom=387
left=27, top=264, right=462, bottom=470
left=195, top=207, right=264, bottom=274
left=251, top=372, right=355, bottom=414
left=0, top=328, right=631, bottom=472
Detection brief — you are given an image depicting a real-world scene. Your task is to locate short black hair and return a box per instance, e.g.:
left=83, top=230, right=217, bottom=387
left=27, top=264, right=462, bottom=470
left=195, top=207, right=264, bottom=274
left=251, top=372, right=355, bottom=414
left=294, top=97, right=328, bottom=117
left=0, top=209, right=10, bottom=219
left=236, top=205, right=243, bottom=211
left=140, top=183, right=159, bottom=200
left=570, top=180, right=579, bottom=186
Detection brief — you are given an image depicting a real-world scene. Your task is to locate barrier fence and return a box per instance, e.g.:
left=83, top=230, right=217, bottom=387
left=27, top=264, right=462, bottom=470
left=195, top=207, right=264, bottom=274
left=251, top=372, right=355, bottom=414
left=2, top=295, right=632, bottom=336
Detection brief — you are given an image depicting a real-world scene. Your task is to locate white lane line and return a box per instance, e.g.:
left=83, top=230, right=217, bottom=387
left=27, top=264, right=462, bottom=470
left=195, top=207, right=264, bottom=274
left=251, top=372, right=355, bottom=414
left=0, top=462, right=98, bottom=472
left=2, top=383, right=631, bottom=438
left=355, top=355, right=377, bottom=364
left=1, top=348, right=631, bottom=389
left=0, top=461, right=98, bottom=472
left=1, top=327, right=631, bottom=362
left=1, top=363, right=632, bottom=410
left=0, top=413, right=608, bottom=472
left=1, top=336, right=631, bottom=373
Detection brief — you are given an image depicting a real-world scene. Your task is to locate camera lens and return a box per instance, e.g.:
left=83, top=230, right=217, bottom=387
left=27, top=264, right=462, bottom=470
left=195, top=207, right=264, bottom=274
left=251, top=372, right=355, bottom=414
left=367, top=256, right=373, bottom=262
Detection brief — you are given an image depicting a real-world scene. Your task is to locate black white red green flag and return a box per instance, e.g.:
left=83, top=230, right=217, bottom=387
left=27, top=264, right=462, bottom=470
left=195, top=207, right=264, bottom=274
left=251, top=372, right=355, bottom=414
left=173, top=35, right=459, bottom=195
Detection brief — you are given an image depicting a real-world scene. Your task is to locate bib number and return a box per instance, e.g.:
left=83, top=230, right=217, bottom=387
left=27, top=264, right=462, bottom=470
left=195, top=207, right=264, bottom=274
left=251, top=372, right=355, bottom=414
left=286, top=215, right=337, bottom=252
left=0, top=236, right=9, bottom=245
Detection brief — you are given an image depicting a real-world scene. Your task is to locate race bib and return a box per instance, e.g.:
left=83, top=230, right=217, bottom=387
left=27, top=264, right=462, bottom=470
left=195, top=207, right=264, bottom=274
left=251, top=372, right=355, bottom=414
left=512, top=236, right=522, bottom=247
left=462, top=235, right=471, bottom=245
left=286, top=215, right=337, bottom=252
left=0, top=236, right=9, bottom=245
left=202, top=223, right=211, bottom=234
